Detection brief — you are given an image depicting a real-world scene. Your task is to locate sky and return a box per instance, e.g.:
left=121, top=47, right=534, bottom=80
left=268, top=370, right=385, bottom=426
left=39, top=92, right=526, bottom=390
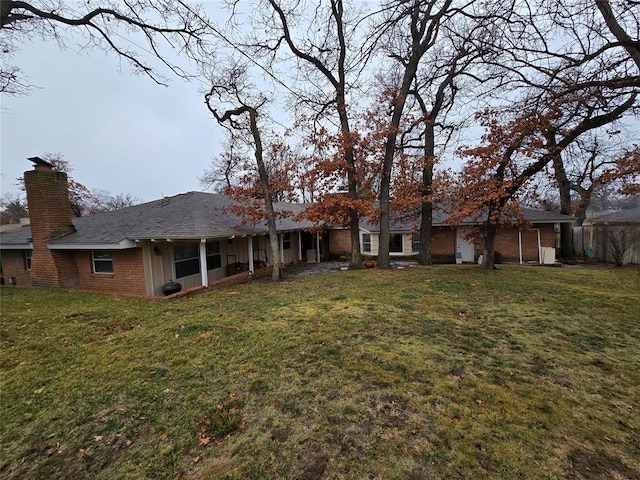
left=1, top=32, right=221, bottom=203
left=2, top=5, right=638, bottom=207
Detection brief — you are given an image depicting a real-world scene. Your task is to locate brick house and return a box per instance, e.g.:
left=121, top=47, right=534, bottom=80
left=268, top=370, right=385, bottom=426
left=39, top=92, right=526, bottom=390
left=1, top=160, right=577, bottom=295
left=356, top=209, right=575, bottom=264
left=0, top=159, right=318, bottom=296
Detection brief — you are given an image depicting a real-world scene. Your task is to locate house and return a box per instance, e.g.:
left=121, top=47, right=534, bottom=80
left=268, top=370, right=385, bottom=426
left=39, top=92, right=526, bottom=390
left=0, top=160, right=579, bottom=296
left=356, top=208, right=575, bottom=264
left=0, top=159, right=318, bottom=296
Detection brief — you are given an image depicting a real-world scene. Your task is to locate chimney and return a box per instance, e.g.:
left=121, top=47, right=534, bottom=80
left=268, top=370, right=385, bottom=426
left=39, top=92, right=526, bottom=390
left=24, top=157, right=79, bottom=288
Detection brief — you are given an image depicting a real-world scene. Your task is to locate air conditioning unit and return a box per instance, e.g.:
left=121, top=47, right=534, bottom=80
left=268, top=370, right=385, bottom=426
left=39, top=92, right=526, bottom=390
left=541, top=247, right=556, bottom=264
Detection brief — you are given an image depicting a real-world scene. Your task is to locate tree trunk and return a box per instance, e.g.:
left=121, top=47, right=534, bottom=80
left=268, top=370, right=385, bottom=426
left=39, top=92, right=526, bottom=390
left=418, top=122, right=435, bottom=265
left=378, top=73, right=413, bottom=270
left=249, top=110, right=282, bottom=281
left=481, top=221, right=497, bottom=270
left=337, top=100, right=362, bottom=269
left=549, top=133, right=574, bottom=259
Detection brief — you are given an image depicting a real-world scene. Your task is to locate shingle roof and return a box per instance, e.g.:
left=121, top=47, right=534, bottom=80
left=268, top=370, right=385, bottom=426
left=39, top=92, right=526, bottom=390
left=0, top=225, right=32, bottom=247
left=359, top=207, right=575, bottom=232
left=0, top=192, right=316, bottom=248
left=592, top=207, right=640, bottom=224
left=0, top=192, right=576, bottom=249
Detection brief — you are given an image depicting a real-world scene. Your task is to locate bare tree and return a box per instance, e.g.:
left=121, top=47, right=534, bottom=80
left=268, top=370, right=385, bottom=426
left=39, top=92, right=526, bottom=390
left=236, top=0, right=374, bottom=268
left=88, top=189, right=142, bottom=213
left=602, top=225, right=640, bottom=266
left=199, top=138, right=243, bottom=193
left=0, top=0, right=207, bottom=95
left=0, top=193, right=28, bottom=224
left=204, top=63, right=284, bottom=281
left=595, top=0, right=640, bottom=71
left=375, top=0, right=456, bottom=269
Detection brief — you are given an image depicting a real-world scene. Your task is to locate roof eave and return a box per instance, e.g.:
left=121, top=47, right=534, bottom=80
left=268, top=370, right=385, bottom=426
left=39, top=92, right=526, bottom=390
left=48, top=239, right=137, bottom=250
left=0, top=243, right=33, bottom=250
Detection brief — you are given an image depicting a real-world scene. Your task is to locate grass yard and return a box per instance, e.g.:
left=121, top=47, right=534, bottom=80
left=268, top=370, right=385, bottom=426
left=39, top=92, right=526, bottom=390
left=1, top=265, right=639, bottom=479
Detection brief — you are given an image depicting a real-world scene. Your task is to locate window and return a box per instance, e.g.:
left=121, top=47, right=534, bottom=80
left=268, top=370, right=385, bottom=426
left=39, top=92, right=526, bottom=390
left=362, top=233, right=371, bottom=253
left=174, top=243, right=200, bottom=278
left=389, top=234, right=403, bottom=253
left=206, top=241, right=222, bottom=270
left=24, top=250, right=32, bottom=271
left=412, top=232, right=420, bottom=253
left=92, top=250, right=114, bottom=273
left=282, top=232, right=291, bottom=250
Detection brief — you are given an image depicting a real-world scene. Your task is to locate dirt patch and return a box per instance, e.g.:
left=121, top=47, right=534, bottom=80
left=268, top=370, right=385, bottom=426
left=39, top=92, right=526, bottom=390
left=299, top=454, right=329, bottom=480
left=269, top=427, right=291, bottom=443
left=566, top=448, right=639, bottom=479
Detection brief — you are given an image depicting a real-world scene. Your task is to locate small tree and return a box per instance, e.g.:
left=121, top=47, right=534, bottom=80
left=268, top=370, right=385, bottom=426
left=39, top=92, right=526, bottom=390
left=0, top=193, right=28, bottom=224
left=602, top=226, right=640, bottom=266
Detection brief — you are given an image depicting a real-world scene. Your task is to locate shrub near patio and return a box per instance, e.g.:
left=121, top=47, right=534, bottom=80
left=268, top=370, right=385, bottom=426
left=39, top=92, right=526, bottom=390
left=1, top=265, right=639, bottom=479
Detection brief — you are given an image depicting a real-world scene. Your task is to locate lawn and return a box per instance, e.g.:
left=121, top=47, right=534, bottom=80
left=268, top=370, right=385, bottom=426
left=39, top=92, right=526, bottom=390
left=1, top=265, right=639, bottom=479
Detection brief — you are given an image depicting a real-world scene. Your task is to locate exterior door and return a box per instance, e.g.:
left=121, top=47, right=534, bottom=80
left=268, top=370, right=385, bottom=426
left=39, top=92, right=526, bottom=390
left=456, top=227, right=475, bottom=263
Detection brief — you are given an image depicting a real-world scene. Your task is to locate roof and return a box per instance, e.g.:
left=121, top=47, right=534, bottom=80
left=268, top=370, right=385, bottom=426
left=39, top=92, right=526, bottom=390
left=359, top=207, right=575, bottom=233
left=0, top=192, right=577, bottom=249
left=0, top=192, right=315, bottom=250
left=592, top=207, right=640, bottom=224
left=0, top=225, right=32, bottom=249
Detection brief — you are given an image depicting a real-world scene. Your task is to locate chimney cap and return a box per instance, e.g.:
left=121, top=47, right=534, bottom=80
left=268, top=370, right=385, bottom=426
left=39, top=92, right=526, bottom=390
left=27, top=156, right=54, bottom=169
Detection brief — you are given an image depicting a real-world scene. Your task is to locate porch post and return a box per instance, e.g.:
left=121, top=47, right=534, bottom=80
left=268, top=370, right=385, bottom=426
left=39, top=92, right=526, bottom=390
left=518, top=230, right=523, bottom=264
left=316, top=232, right=321, bottom=263
left=199, top=239, right=208, bottom=288
left=248, top=236, right=255, bottom=275
left=279, top=233, right=285, bottom=266
left=298, top=231, right=302, bottom=261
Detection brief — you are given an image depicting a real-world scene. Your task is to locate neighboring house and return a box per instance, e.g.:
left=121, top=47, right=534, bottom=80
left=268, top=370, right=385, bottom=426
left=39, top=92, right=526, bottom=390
left=357, top=208, right=575, bottom=264
left=0, top=159, right=317, bottom=296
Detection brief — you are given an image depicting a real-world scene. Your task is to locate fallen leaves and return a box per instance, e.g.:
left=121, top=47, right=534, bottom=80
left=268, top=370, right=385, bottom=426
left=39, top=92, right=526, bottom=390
left=196, top=394, right=246, bottom=448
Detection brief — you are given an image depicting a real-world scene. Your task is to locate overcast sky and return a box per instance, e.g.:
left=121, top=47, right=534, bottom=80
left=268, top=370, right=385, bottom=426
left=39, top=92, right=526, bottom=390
left=1, top=33, right=221, bottom=203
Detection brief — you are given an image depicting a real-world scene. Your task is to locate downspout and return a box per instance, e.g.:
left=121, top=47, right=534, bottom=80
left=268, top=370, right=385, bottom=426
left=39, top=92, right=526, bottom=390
left=279, top=234, right=285, bottom=266
left=199, top=239, right=208, bottom=288
left=248, top=236, right=254, bottom=275
left=588, top=211, right=594, bottom=258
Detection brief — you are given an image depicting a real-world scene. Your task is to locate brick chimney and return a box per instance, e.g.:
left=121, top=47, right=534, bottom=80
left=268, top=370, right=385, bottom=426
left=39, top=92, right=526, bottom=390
left=24, top=157, right=79, bottom=288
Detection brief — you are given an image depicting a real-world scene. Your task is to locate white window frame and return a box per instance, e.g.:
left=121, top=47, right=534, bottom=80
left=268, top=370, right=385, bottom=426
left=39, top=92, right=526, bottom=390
left=412, top=232, right=420, bottom=254
left=92, top=250, right=114, bottom=274
left=362, top=233, right=371, bottom=253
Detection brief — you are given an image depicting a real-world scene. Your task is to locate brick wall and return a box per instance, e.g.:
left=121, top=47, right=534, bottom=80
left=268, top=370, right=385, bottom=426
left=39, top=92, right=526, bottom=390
left=24, top=166, right=77, bottom=287
left=490, top=225, right=555, bottom=262
left=74, top=249, right=147, bottom=295
left=0, top=250, right=33, bottom=286
left=431, top=227, right=456, bottom=262
left=328, top=229, right=351, bottom=256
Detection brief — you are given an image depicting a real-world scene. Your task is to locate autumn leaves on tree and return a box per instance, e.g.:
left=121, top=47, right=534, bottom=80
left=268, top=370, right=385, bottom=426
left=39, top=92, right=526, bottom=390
left=200, top=0, right=637, bottom=271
